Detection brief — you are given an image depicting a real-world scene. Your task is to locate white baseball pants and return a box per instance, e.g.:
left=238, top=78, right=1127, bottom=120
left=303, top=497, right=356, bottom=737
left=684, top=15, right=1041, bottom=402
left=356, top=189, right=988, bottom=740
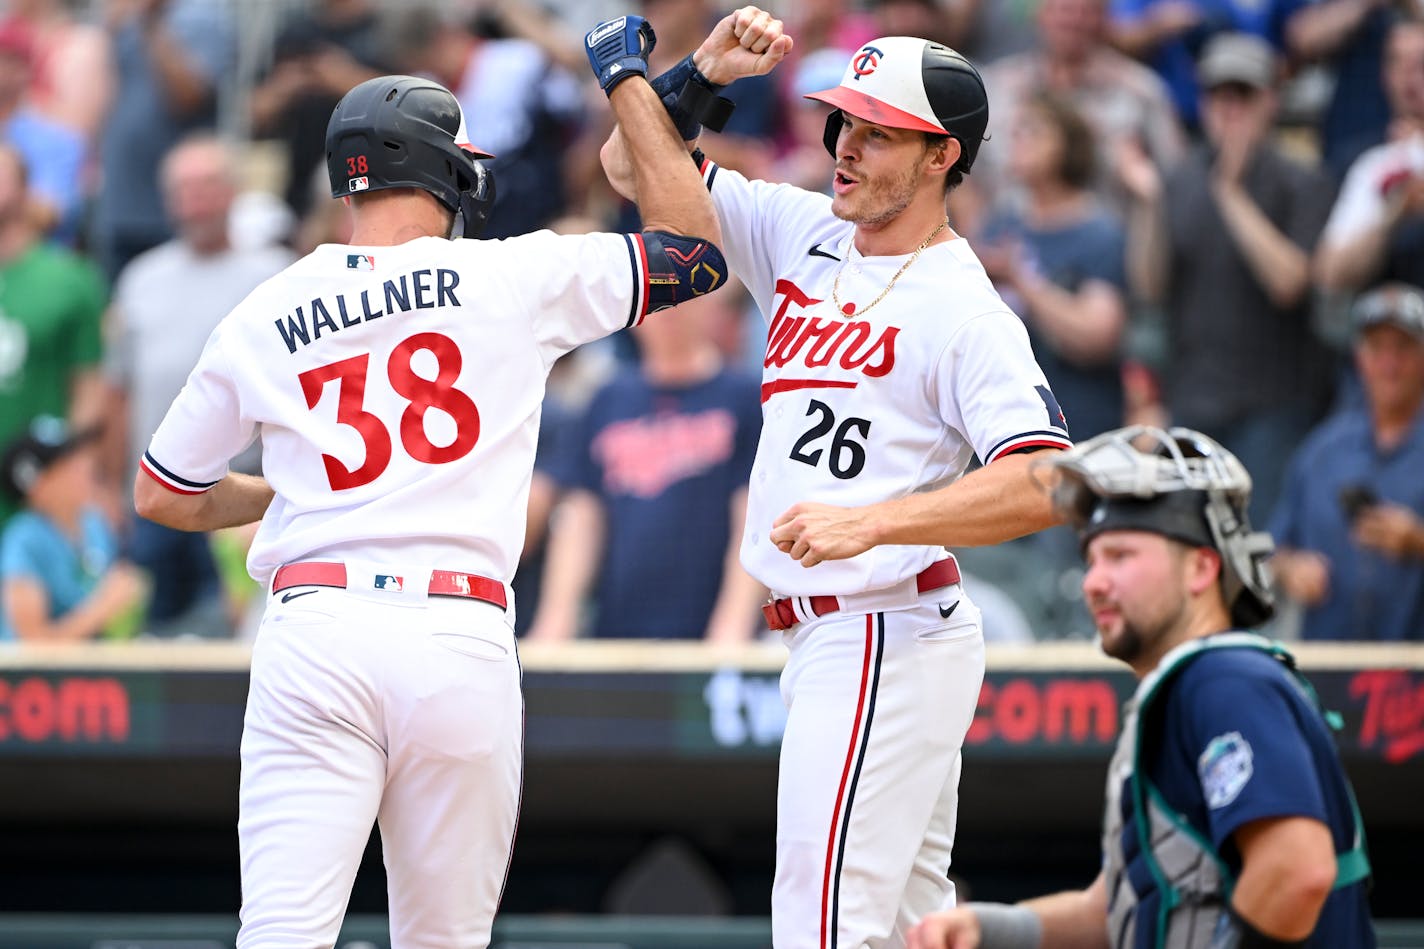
left=772, top=586, right=985, bottom=948
left=236, top=585, right=523, bottom=949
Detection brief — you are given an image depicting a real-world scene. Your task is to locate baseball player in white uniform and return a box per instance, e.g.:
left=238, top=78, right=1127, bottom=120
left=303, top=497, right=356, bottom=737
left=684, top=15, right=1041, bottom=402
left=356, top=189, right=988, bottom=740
left=133, top=17, right=726, bottom=948
left=603, top=9, right=1073, bottom=946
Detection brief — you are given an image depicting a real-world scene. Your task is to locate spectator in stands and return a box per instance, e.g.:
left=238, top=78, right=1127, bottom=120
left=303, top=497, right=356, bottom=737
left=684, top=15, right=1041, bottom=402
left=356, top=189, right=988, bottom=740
left=393, top=6, right=585, bottom=240
left=527, top=284, right=765, bottom=642
left=103, top=135, right=293, bottom=639
left=981, top=91, right=1129, bottom=442
left=1287, top=2, right=1422, bottom=181
left=1271, top=283, right=1424, bottom=641
left=1122, top=33, right=1335, bottom=522
left=0, top=0, right=112, bottom=142
left=248, top=0, right=390, bottom=220
left=960, top=0, right=1184, bottom=237
left=1107, top=0, right=1304, bottom=126
left=0, top=143, right=107, bottom=530
left=1315, top=18, right=1424, bottom=294
left=0, top=416, right=144, bottom=641
left=90, top=0, right=235, bottom=281
left=0, top=18, right=85, bottom=242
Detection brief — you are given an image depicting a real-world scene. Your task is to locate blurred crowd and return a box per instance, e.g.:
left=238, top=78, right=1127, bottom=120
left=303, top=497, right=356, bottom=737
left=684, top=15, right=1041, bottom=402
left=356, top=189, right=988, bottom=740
left=0, top=0, right=1421, bottom=646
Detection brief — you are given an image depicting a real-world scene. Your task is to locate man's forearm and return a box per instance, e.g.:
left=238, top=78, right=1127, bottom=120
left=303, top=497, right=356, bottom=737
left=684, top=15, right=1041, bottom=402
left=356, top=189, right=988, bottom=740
left=1214, top=182, right=1311, bottom=308
left=136, top=471, right=273, bottom=533
left=864, top=451, right=1063, bottom=549
left=1316, top=216, right=1393, bottom=292
left=606, top=78, right=718, bottom=241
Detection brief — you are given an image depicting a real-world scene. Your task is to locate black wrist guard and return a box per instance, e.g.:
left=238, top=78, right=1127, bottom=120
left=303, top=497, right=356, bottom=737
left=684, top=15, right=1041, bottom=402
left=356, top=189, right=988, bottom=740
left=1210, top=906, right=1309, bottom=949
left=649, top=54, right=736, bottom=139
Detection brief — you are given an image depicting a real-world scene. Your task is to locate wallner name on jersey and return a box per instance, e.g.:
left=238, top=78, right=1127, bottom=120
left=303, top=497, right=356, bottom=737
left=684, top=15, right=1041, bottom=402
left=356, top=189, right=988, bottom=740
left=274, top=268, right=463, bottom=353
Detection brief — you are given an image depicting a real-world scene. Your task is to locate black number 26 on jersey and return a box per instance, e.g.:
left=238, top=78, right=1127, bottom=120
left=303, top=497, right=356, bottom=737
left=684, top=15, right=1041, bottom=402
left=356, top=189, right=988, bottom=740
left=789, top=399, right=872, bottom=479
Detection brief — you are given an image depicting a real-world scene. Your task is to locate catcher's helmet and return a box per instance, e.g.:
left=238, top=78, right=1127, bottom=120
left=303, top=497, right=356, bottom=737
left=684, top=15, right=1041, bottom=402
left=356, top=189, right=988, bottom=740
left=1046, top=426, right=1276, bottom=628
left=805, top=37, right=989, bottom=175
left=325, top=75, right=495, bottom=238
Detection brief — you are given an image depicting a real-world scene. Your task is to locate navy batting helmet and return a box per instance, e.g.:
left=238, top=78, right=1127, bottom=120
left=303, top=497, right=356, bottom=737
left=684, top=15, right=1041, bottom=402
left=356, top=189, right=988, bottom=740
left=805, top=37, right=989, bottom=175
left=325, top=75, right=495, bottom=238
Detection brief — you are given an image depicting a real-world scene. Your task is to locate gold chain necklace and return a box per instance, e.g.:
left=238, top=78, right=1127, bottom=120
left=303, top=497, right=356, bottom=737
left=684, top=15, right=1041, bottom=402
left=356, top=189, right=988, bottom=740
left=831, top=219, right=949, bottom=318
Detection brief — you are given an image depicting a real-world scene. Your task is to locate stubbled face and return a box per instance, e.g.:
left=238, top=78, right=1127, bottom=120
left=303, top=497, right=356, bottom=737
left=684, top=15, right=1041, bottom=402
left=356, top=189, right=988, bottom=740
left=829, top=113, right=937, bottom=229
left=1082, top=531, right=1192, bottom=665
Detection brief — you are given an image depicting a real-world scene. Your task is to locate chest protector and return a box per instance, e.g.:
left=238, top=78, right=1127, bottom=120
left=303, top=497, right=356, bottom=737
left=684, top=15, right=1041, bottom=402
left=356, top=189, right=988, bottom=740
left=1101, top=633, right=1371, bottom=949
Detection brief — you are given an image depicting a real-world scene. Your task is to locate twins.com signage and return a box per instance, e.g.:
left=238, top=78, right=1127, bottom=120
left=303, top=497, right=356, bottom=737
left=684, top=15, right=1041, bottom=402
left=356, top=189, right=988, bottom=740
left=702, top=668, right=1424, bottom=763
left=0, top=667, right=1420, bottom=764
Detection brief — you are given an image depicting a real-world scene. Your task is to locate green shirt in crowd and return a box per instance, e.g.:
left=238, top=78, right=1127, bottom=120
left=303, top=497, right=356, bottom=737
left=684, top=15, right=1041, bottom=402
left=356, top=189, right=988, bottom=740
left=0, top=243, right=107, bottom=525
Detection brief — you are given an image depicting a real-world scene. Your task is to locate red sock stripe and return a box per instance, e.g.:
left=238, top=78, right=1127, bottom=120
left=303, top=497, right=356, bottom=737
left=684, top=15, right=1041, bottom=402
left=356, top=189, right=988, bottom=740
left=819, top=615, right=874, bottom=949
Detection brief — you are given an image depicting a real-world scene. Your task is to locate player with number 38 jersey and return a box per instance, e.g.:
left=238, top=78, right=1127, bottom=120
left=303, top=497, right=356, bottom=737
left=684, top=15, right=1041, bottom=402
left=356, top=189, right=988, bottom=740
left=142, top=229, right=659, bottom=584
left=136, top=24, right=726, bottom=948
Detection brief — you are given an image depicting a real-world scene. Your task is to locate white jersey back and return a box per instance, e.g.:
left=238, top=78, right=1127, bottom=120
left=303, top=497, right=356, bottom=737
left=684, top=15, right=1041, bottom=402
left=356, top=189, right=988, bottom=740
left=142, top=233, right=652, bottom=584
left=703, top=161, right=1072, bottom=597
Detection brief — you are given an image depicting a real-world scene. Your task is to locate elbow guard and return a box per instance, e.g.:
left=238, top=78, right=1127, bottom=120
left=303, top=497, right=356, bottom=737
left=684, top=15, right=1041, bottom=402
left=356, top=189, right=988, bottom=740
left=639, top=230, right=727, bottom=314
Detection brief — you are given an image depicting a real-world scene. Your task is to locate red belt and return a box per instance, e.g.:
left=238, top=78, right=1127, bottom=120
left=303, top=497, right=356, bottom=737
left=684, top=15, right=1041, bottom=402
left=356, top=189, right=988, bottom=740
left=271, top=561, right=507, bottom=610
left=762, top=557, right=961, bottom=632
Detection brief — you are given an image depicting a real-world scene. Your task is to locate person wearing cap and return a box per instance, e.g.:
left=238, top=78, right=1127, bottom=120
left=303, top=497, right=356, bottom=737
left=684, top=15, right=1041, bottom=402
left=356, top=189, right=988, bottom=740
left=0, top=416, right=144, bottom=641
left=909, top=426, right=1376, bottom=949
left=1120, top=31, right=1336, bottom=525
left=601, top=10, right=1074, bottom=944
left=1270, top=282, right=1424, bottom=642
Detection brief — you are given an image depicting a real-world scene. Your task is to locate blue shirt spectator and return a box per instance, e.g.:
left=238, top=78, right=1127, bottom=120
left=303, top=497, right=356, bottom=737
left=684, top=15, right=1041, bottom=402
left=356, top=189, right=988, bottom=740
left=547, top=366, right=762, bottom=639
left=1271, top=283, right=1424, bottom=642
left=1, top=506, right=118, bottom=640
left=0, top=416, right=144, bottom=641
left=983, top=208, right=1128, bottom=441
left=3, top=110, right=84, bottom=242
left=528, top=289, right=765, bottom=642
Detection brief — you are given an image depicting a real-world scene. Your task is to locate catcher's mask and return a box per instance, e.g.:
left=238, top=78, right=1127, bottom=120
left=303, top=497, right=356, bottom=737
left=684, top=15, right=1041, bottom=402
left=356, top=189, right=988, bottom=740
left=1042, top=426, right=1276, bottom=628
left=804, top=36, right=988, bottom=176
left=325, top=75, right=496, bottom=239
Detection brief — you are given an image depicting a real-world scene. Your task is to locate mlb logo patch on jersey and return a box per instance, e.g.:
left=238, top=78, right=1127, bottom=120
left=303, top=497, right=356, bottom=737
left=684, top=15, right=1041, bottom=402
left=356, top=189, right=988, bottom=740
left=1198, top=731, right=1253, bottom=809
left=347, top=254, right=376, bottom=271
left=349, top=176, right=370, bottom=193
left=374, top=574, right=404, bottom=592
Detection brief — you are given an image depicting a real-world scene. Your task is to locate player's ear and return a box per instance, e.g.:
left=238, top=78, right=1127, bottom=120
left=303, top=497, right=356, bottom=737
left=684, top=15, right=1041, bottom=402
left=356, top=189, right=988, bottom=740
left=923, top=135, right=959, bottom=178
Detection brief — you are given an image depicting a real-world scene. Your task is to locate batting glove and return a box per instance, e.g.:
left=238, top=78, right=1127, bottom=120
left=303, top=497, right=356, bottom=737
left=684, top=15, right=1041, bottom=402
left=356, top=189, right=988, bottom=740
left=585, top=15, right=656, bottom=97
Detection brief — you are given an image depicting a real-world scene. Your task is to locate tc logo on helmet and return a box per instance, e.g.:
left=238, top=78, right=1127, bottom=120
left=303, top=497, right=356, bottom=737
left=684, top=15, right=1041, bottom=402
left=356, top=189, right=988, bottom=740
left=852, top=45, right=884, bottom=80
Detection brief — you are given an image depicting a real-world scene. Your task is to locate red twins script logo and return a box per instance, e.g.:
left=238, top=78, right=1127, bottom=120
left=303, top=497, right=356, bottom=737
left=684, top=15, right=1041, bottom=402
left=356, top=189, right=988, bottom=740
left=761, top=279, right=899, bottom=403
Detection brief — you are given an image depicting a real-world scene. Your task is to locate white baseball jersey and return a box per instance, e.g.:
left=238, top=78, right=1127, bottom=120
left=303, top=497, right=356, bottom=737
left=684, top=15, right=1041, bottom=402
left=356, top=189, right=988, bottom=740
left=702, top=160, right=1073, bottom=597
left=142, top=232, right=658, bottom=586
